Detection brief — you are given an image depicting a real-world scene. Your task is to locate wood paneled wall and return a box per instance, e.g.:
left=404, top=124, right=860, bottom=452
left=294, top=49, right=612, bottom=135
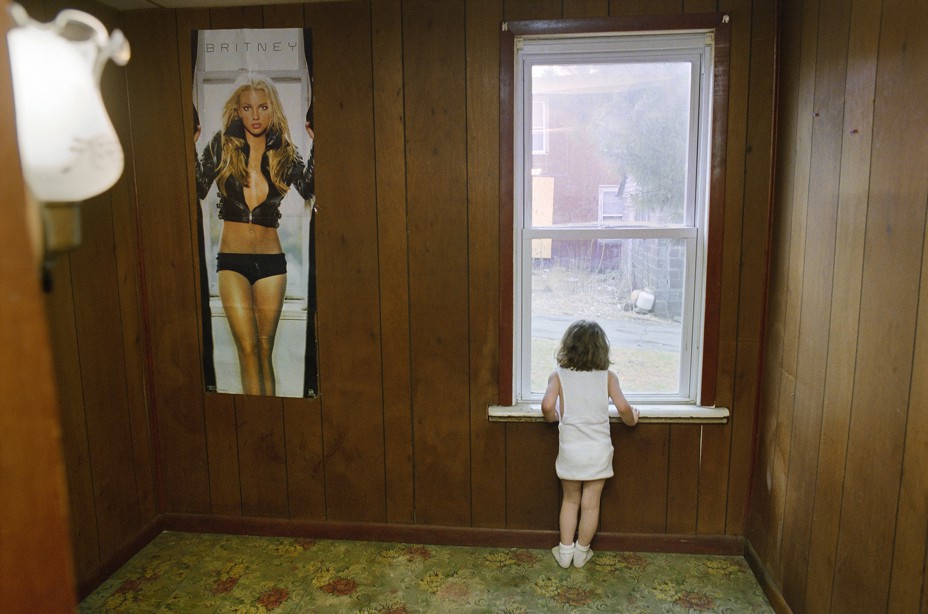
left=747, top=0, right=928, bottom=612
left=17, top=0, right=158, bottom=595
left=26, top=0, right=777, bottom=594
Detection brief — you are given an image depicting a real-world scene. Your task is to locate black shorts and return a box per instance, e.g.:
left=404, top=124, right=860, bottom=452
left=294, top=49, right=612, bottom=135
left=216, top=252, right=287, bottom=285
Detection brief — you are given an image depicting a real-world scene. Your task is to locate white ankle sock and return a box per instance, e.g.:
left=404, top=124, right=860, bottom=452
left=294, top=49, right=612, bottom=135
left=552, top=542, right=575, bottom=568
left=573, top=542, right=593, bottom=568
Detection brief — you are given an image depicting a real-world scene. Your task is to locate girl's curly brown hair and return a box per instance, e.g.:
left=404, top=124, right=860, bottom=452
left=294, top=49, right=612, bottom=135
left=556, top=320, right=611, bottom=371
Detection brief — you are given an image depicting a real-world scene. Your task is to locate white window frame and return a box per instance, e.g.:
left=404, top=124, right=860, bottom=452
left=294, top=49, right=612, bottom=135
left=512, top=31, right=715, bottom=406
left=598, top=184, right=623, bottom=224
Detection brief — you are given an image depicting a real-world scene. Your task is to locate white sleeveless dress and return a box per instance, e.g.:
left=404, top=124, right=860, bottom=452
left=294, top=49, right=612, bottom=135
left=555, top=367, right=614, bottom=480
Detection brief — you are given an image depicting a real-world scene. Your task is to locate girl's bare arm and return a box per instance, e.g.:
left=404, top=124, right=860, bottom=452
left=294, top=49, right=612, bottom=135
left=541, top=371, right=561, bottom=422
left=608, top=371, right=638, bottom=426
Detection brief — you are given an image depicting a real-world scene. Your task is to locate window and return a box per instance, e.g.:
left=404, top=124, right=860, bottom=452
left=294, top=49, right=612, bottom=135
left=499, top=15, right=730, bottom=409
left=531, top=100, right=549, bottom=154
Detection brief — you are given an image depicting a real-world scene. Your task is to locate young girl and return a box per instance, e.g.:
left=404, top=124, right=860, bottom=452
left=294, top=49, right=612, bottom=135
left=541, top=320, right=639, bottom=568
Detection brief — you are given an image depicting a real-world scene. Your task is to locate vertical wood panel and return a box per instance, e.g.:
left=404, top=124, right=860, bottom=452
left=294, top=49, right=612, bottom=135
left=467, top=0, right=507, bottom=529
left=263, top=2, right=301, bottom=25
left=505, top=426, right=560, bottom=529
left=564, top=0, right=608, bottom=17
left=696, top=425, right=729, bottom=534
left=666, top=425, right=700, bottom=533
left=888, top=215, right=928, bottom=613
left=237, top=396, right=289, bottom=517
left=769, top=0, right=818, bottom=576
left=204, top=394, right=243, bottom=515
left=504, top=0, right=560, bottom=20
left=727, top=0, right=776, bottom=535
left=307, top=0, right=387, bottom=522
left=124, top=9, right=211, bottom=514
left=685, top=0, right=717, bottom=11
left=831, top=0, right=928, bottom=609
left=283, top=396, right=326, bottom=519
left=604, top=427, right=669, bottom=533
left=70, top=196, right=141, bottom=556
left=100, top=5, right=157, bottom=526
left=725, top=340, right=759, bottom=534
left=58, top=5, right=148, bottom=561
left=371, top=0, right=415, bottom=525
left=880, top=2, right=928, bottom=610
left=778, top=0, right=849, bottom=604
left=610, top=0, right=681, bottom=15
left=209, top=6, right=261, bottom=26
left=706, top=0, right=744, bottom=535
left=803, top=1, right=879, bottom=608
left=44, top=259, right=101, bottom=575
left=746, top=0, right=800, bottom=564
left=404, top=0, right=472, bottom=525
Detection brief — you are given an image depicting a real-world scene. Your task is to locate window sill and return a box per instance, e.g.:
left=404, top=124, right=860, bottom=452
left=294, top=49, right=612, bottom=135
left=488, top=403, right=729, bottom=424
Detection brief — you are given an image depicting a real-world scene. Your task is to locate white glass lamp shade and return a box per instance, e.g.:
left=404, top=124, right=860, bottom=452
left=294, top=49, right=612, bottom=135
left=7, top=8, right=127, bottom=202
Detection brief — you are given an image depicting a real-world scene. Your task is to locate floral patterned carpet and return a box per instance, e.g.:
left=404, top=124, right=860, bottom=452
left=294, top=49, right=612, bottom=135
left=79, top=531, right=774, bottom=613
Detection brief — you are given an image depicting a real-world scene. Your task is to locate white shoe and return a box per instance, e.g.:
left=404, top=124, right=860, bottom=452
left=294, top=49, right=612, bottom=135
left=552, top=543, right=574, bottom=568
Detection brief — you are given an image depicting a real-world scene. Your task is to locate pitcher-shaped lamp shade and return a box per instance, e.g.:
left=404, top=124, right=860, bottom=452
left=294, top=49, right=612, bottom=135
left=6, top=4, right=130, bottom=203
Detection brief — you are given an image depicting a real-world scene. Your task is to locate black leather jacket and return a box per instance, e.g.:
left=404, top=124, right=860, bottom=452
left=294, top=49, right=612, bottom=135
left=195, top=118, right=314, bottom=228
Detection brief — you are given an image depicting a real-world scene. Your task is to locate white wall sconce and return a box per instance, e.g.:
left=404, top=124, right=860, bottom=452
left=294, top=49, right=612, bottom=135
left=6, top=3, right=129, bottom=263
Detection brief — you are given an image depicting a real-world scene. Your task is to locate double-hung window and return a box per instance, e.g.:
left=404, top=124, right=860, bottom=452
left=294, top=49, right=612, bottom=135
left=499, top=16, right=730, bottom=413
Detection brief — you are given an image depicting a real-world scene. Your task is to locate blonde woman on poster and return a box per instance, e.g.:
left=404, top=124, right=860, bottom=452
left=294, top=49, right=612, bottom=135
left=195, top=73, right=314, bottom=396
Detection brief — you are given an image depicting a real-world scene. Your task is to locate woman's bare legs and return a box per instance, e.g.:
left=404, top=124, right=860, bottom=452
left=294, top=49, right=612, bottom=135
left=252, top=273, right=287, bottom=396
left=219, top=271, right=286, bottom=395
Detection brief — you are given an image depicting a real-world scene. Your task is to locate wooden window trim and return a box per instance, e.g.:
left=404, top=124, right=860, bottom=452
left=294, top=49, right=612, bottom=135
left=498, top=13, right=731, bottom=407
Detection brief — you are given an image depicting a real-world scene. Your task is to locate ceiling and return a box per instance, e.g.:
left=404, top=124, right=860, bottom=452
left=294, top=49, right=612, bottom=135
left=95, top=0, right=307, bottom=10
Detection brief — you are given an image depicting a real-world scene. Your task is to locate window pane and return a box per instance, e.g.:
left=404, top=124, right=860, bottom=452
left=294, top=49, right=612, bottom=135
left=529, top=62, right=692, bottom=228
left=529, top=238, right=684, bottom=396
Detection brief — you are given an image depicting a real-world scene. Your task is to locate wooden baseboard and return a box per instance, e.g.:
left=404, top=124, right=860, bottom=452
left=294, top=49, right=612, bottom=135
left=159, top=513, right=744, bottom=555
left=75, top=516, right=164, bottom=600
left=743, top=537, right=792, bottom=614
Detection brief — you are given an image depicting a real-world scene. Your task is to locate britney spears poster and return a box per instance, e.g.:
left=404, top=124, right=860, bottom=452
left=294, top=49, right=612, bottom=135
left=192, top=28, right=318, bottom=398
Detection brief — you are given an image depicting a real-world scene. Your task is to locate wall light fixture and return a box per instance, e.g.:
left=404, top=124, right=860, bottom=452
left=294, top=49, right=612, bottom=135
left=6, top=3, right=129, bottom=264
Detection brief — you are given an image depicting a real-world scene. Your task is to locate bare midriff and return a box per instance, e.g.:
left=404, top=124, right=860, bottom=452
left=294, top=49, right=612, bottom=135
left=219, top=149, right=282, bottom=254
left=218, top=220, right=282, bottom=254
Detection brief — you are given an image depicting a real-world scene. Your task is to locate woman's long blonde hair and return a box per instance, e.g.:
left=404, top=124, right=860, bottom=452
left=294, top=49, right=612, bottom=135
left=216, top=75, right=298, bottom=196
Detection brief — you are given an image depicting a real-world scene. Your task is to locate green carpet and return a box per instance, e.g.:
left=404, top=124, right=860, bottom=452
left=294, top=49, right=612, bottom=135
left=79, top=531, right=774, bottom=612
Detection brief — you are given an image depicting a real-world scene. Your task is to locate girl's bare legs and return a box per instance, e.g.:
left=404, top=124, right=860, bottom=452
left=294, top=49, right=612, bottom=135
left=252, top=273, right=287, bottom=396
left=559, top=480, right=583, bottom=546
left=552, top=479, right=582, bottom=567
left=577, top=478, right=606, bottom=547
left=554, top=478, right=606, bottom=568
left=219, top=271, right=286, bottom=396
left=559, top=478, right=607, bottom=546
